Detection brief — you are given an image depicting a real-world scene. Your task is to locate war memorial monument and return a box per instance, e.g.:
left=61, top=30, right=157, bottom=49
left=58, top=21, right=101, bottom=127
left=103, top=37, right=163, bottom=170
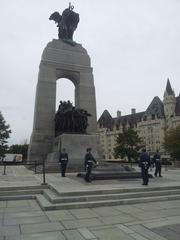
left=27, top=3, right=142, bottom=179
left=28, top=3, right=100, bottom=171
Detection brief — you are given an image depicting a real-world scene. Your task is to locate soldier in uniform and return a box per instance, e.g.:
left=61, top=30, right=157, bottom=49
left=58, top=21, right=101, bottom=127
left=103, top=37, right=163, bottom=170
left=84, top=148, right=97, bottom=182
left=59, top=148, right=68, bottom=177
left=153, top=150, right=162, bottom=177
left=139, top=149, right=151, bottom=185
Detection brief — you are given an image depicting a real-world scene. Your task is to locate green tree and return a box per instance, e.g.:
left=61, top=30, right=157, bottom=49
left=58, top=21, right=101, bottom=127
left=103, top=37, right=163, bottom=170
left=8, top=144, right=29, bottom=160
left=114, top=128, right=143, bottom=162
left=163, top=125, right=180, bottom=160
left=0, top=111, right=11, bottom=158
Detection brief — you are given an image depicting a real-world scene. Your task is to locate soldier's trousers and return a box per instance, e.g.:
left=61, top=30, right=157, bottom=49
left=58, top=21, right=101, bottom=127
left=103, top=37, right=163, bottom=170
left=61, top=161, right=68, bottom=177
left=85, top=165, right=93, bottom=182
left=155, top=165, right=161, bottom=177
left=142, top=169, right=149, bottom=185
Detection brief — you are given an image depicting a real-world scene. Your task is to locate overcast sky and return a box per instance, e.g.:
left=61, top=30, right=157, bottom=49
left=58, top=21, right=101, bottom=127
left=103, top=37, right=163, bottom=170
left=0, top=0, right=180, bottom=145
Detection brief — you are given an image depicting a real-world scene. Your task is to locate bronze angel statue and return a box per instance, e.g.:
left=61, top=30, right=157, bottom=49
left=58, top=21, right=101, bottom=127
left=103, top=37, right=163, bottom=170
left=49, top=3, right=79, bottom=43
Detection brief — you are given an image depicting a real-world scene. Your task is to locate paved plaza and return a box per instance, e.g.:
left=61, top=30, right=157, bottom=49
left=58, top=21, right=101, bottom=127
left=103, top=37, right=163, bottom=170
left=0, top=166, right=180, bottom=239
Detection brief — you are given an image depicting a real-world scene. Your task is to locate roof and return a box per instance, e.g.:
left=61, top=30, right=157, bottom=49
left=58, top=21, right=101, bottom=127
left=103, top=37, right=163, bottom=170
left=114, top=112, right=145, bottom=128
left=98, top=110, right=114, bottom=129
left=144, top=96, right=164, bottom=118
left=165, top=79, right=174, bottom=95
left=98, top=110, right=145, bottom=129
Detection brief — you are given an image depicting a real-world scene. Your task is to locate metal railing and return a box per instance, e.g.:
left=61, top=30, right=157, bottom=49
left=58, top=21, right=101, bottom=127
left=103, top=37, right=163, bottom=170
left=0, top=160, right=47, bottom=185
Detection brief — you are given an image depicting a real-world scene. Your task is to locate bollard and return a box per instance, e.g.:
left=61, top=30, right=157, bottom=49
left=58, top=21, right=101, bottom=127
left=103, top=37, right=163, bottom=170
left=3, top=164, right=6, bottom=175
left=165, top=164, right=168, bottom=171
left=34, top=161, right=37, bottom=174
left=41, top=159, right=47, bottom=185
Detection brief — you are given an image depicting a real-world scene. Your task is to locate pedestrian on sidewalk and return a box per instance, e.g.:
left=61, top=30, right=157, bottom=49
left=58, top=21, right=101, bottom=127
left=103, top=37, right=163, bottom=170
left=59, top=148, right=69, bottom=177
left=153, top=150, right=162, bottom=177
left=84, top=148, right=97, bottom=182
left=139, top=149, right=151, bottom=185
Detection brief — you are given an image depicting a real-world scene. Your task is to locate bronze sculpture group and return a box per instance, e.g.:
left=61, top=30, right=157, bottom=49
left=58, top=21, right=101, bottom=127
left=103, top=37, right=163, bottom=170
left=55, top=101, right=91, bottom=136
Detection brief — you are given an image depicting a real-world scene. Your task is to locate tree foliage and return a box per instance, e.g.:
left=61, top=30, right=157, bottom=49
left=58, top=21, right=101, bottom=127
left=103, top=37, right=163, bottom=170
left=114, top=128, right=144, bottom=161
left=0, top=111, right=11, bottom=158
left=163, top=125, right=180, bottom=160
left=8, top=144, right=29, bottom=160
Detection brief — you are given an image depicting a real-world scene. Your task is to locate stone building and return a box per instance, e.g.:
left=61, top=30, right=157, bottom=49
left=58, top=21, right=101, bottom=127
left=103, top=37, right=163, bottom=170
left=98, top=79, right=180, bottom=159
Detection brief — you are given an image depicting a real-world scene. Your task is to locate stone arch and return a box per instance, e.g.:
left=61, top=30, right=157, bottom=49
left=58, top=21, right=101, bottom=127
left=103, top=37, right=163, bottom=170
left=28, top=39, right=98, bottom=163
left=56, top=77, right=75, bottom=110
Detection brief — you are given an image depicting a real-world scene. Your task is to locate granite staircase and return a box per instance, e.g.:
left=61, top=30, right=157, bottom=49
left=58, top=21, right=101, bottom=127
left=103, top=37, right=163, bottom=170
left=1, top=185, right=180, bottom=211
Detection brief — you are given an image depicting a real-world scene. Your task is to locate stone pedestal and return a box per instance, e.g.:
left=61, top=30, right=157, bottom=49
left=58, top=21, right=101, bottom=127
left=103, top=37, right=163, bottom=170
left=46, top=133, right=100, bottom=172
left=28, top=39, right=99, bottom=167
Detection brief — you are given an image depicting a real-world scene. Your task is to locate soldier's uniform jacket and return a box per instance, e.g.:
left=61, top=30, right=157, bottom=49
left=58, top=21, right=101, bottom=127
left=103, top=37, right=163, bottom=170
left=59, top=152, right=68, bottom=163
left=153, top=153, right=161, bottom=166
left=84, top=152, right=96, bottom=168
left=139, top=152, right=151, bottom=170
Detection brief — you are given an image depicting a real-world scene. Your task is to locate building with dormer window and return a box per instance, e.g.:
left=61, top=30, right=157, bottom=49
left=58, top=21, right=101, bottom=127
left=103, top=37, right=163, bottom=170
left=98, top=79, right=180, bottom=159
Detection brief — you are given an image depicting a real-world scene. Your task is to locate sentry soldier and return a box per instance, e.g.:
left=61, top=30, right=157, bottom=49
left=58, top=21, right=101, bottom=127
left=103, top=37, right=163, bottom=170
left=153, top=150, right=162, bottom=177
left=139, top=149, right=151, bottom=185
left=59, top=148, right=68, bottom=177
left=84, top=148, right=97, bottom=182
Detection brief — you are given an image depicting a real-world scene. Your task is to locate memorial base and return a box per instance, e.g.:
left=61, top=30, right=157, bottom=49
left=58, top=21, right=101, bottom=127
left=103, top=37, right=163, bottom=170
left=45, top=133, right=100, bottom=172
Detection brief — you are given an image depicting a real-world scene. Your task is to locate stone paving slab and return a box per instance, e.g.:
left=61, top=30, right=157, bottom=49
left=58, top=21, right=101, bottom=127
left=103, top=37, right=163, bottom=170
left=3, top=215, right=49, bottom=226
left=168, top=224, right=180, bottom=233
left=159, top=208, right=180, bottom=217
left=7, top=200, right=30, bottom=208
left=125, top=217, right=168, bottom=227
left=5, top=231, right=66, bottom=240
left=78, top=228, right=97, bottom=239
left=116, top=224, right=135, bottom=234
left=69, top=208, right=99, bottom=219
left=134, top=210, right=167, bottom=221
left=91, top=206, right=124, bottom=217
left=20, top=222, right=64, bottom=234
left=3, top=206, right=40, bottom=213
left=129, top=233, right=149, bottom=240
left=62, top=229, right=85, bottom=240
left=0, top=201, right=6, bottom=208
left=129, top=225, right=168, bottom=240
left=0, top=225, right=20, bottom=237
left=91, top=226, right=134, bottom=240
left=113, top=204, right=144, bottom=214
left=134, top=202, right=165, bottom=211
left=152, top=225, right=180, bottom=240
left=45, top=209, right=75, bottom=221
left=61, top=217, right=103, bottom=229
left=100, top=214, right=137, bottom=225
left=4, top=210, right=45, bottom=219
left=143, top=216, right=180, bottom=229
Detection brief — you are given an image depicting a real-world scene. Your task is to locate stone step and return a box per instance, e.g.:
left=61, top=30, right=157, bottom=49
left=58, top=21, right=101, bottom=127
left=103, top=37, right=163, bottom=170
left=36, top=194, right=53, bottom=210
left=1, top=184, right=180, bottom=211
left=0, top=189, right=43, bottom=196
left=43, top=189, right=180, bottom=204
left=39, top=194, right=180, bottom=211
left=0, top=185, right=48, bottom=191
left=0, top=194, right=36, bottom=201
left=49, top=185, right=180, bottom=197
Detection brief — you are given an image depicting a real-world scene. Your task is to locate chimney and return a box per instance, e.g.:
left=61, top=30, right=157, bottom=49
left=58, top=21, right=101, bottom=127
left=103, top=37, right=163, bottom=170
left=131, top=108, right=136, bottom=114
left=117, top=110, right=121, bottom=117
